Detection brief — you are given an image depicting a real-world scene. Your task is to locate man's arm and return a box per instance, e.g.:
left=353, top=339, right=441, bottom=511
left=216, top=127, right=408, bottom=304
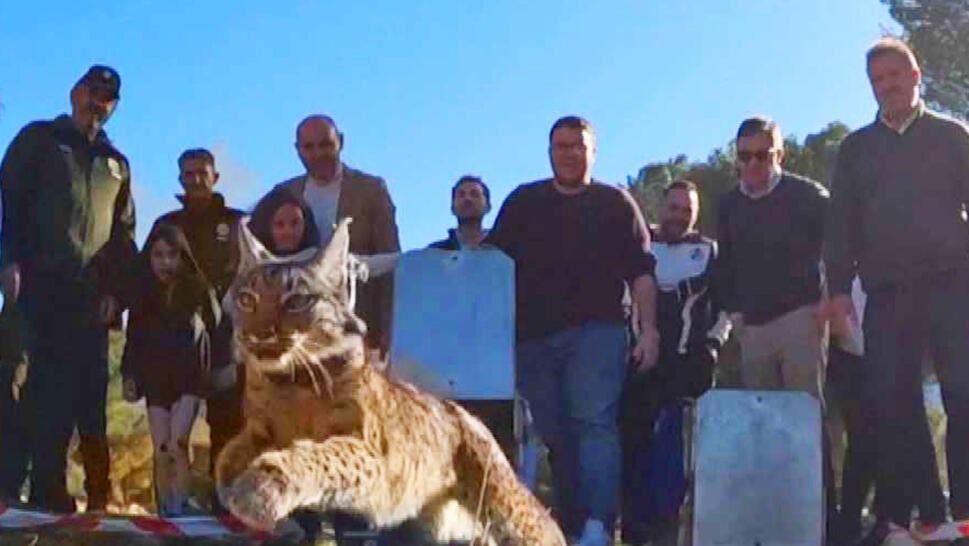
left=824, top=138, right=863, bottom=333
left=618, top=188, right=659, bottom=371
left=704, top=239, right=732, bottom=348
left=101, top=161, right=138, bottom=319
left=712, top=195, right=736, bottom=320
left=370, top=178, right=400, bottom=254
left=631, top=272, right=659, bottom=371
left=368, top=177, right=400, bottom=354
left=0, top=124, right=41, bottom=300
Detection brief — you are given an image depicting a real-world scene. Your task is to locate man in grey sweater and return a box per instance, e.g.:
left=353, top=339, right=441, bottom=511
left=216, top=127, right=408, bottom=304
left=826, top=38, right=969, bottom=542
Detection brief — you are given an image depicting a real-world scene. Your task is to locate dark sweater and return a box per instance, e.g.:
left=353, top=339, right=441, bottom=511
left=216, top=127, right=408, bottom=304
left=825, top=109, right=969, bottom=295
left=715, top=173, right=828, bottom=325
left=486, top=179, right=655, bottom=340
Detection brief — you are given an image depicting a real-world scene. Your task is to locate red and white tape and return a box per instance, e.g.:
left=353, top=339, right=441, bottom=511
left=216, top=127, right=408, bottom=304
left=911, top=520, right=969, bottom=542
left=0, top=502, right=272, bottom=541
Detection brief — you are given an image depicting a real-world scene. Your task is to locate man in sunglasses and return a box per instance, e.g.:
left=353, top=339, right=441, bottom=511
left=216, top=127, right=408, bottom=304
left=0, top=65, right=137, bottom=512
left=715, top=116, right=829, bottom=399
left=826, top=38, right=969, bottom=545
left=714, top=115, right=833, bottom=534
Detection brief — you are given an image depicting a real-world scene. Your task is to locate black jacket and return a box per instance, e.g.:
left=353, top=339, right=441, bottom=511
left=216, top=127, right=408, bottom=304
left=0, top=115, right=137, bottom=304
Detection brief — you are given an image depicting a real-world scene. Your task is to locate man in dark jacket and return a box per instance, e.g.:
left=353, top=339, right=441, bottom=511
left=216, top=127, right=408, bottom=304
left=0, top=65, right=137, bottom=512
left=150, top=148, right=245, bottom=514
left=826, top=38, right=969, bottom=543
left=428, top=175, right=491, bottom=251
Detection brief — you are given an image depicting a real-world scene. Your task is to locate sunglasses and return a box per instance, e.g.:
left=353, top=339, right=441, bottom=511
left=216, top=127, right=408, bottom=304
left=736, top=148, right=779, bottom=163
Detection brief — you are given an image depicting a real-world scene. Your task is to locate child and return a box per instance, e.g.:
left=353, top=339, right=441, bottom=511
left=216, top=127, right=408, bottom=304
left=248, top=188, right=321, bottom=255
left=122, top=223, right=221, bottom=517
left=249, top=187, right=399, bottom=277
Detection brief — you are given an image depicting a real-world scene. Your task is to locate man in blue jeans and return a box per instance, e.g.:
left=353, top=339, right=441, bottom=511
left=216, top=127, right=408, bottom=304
left=487, top=115, right=659, bottom=546
left=826, top=37, right=969, bottom=545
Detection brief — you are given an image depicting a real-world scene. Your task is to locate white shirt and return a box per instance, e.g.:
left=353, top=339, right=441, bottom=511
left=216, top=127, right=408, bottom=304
left=304, top=170, right=343, bottom=245
left=739, top=166, right=783, bottom=200
left=879, top=100, right=924, bottom=135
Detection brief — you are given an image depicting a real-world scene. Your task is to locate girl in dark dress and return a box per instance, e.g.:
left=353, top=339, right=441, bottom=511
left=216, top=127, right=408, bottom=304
left=121, top=223, right=221, bottom=516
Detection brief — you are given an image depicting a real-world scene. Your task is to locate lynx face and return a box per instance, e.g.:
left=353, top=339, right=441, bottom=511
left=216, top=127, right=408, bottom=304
left=226, top=219, right=367, bottom=385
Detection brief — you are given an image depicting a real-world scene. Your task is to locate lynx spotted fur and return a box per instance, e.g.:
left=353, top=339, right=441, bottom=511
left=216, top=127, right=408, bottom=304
left=215, top=219, right=566, bottom=545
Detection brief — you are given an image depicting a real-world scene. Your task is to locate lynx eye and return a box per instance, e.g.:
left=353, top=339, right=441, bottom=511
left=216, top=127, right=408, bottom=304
left=283, top=293, right=318, bottom=313
left=236, top=291, right=259, bottom=312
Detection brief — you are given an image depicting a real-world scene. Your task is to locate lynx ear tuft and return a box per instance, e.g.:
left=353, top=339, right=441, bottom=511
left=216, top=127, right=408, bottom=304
left=237, top=218, right=273, bottom=273
left=313, top=217, right=353, bottom=290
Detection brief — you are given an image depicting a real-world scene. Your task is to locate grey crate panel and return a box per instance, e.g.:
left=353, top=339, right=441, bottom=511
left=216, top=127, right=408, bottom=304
left=693, top=390, right=823, bottom=546
left=390, top=249, right=515, bottom=400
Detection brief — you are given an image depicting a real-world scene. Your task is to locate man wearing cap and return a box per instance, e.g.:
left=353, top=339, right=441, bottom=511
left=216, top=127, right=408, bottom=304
left=0, top=65, right=137, bottom=512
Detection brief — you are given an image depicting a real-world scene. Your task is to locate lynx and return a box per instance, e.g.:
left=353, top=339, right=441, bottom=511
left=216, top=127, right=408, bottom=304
left=215, top=219, right=566, bottom=545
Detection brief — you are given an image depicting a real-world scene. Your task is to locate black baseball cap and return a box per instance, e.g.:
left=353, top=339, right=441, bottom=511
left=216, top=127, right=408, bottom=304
left=78, top=64, right=121, bottom=101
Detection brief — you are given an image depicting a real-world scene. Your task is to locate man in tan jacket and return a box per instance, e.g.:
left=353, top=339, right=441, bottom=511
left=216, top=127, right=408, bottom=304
left=272, top=114, right=400, bottom=544
left=273, top=114, right=400, bottom=355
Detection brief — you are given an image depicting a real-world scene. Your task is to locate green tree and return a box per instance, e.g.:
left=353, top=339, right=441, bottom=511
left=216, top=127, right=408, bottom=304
left=782, top=121, right=851, bottom=186
left=882, top=0, right=969, bottom=119
left=626, top=154, right=691, bottom=225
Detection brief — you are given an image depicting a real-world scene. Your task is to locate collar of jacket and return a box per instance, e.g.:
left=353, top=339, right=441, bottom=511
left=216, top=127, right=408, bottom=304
left=176, top=192, right=229, bottom=216
left=52, top=114, right=110, bottom=147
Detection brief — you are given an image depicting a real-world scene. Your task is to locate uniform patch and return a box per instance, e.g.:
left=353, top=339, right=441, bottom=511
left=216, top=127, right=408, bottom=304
left=216, top=223, right=231, bottom=242
left=106, top=157, right=123, bottom=180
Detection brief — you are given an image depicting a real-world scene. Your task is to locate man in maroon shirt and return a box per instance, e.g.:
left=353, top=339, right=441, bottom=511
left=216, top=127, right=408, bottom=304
left=487, top=116, right=658, bottom=546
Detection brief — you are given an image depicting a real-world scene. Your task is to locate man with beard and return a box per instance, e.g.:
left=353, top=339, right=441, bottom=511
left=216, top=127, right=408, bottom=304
left=429, top=175, right=491, bottom=250
left=0, top=65, right=137, bottom=512
left=620, top=180, right=727, bottom=546
left=486, top=115, right=658, bottom=546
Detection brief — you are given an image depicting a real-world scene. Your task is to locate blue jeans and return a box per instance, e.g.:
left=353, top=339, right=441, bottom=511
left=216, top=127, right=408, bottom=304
left=516, top=321, right=626, bottom=536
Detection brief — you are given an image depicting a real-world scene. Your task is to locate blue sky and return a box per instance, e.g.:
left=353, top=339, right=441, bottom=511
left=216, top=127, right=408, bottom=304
left=0, top=1, right=898, bottom=250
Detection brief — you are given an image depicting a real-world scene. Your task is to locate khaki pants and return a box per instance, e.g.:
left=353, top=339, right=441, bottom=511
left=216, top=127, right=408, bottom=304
left=736, top=304, right=827, bottom=399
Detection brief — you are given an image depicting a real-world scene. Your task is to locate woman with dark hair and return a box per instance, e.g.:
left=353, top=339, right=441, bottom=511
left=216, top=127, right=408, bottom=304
left=247, top=187, right=321, bottom=255
left=121, top=222, right=222, bottom=516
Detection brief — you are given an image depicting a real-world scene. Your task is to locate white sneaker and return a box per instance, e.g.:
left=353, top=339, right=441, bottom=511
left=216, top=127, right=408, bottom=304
left=572, top=519, right=611, bottom=546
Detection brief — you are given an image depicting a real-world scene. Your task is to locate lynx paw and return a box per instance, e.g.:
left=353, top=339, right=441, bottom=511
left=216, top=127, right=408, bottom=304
left=223, top=452, right=297, bottom=531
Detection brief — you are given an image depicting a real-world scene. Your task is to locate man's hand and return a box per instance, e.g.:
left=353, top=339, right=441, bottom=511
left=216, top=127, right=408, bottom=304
left=827, top=294, right=855, bottom=338
left=99, top=295, right=120, bottom=325
left=632, top=325, right=660, bottom=373
left=1, top=264, right=21, bottom=302
left=11, top=361, right=27, bottom=402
